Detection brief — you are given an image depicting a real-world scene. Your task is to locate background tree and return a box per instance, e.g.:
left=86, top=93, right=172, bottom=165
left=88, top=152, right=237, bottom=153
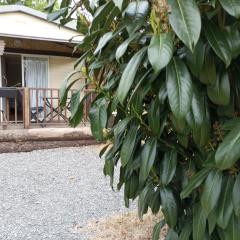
left=50, top=0, right=240, bottom=239
left=0, top=0, right=59, bottom=12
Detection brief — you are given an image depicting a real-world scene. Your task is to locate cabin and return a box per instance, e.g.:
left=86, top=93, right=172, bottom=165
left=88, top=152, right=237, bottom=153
left=0, top=5, right=89, bottom=129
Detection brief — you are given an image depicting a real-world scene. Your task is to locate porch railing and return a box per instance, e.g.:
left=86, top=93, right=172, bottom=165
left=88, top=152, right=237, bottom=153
left=0, top=87, right=94, bottom=129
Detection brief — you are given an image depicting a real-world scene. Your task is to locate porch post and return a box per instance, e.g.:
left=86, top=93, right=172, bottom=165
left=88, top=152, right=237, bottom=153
left=23, top=87, right=30, bottom=129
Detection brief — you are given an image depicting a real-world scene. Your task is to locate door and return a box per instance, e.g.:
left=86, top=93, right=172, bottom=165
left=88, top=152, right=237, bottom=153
left=23, top=56, right=48, bottom=109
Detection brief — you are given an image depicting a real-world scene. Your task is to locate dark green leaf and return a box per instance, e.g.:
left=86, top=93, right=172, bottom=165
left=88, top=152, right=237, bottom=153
left=207, top=71, right=230, bottom=106
left=116, top=33, right=141, bottom=62
left=201, top=170, right=223, bottom=217
left=166, top=58, right=193, bottom=120
left=233, top=173, right=240, bottom=217
left=124, top=171, right=139, bottom=199
left=139, top=138, right=157, bottom=185
left=89, top=98, right=108, bottom=141
left=160, top=150, right=177, bottom=186
left=168, top=0, right=201, bottom=51
left=179, top=223, right=192, bottom=240
left=148, top=33, right=174, bottom=73
left=120, top=124, right=138, bottom=167
left=94, top=32, right=113, bottom=55
left=219, top=0, right=240, bottom=18
left=160, top=187, right=178, bottom=228
left=117, top=47, right=147, bottom=103
left=204, top=20, right=232, bottom=66
left=193, top=203, right=207, bottom=240
left=124, top=1, right=149, bottom=19
left=181, top=168, right=211, bottom=199
left=217, top=176, right=234, bottom=229
left=152, top=221, right=165, bottom=240
left=148, top=98, right=161, bottom=136
left=215, top=124, right=240, bottom=169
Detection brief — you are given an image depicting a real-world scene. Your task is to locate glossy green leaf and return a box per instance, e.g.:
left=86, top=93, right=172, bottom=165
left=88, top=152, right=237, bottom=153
left=223, top=214, right=240, bottom=240
left=199, top=52, right=217, bottom=85
left=233, top=173, right=240, bottom=217
left=193, top=203, right=206, bottom=240
left=160, top=150, right=177, bottom=185
left=160, top=187, right=178, bottom=228
left=148, top=33, right=174, bottom=73
left=179, top=223, right=192, bottom=240
left=226, top=26, right=240, bottom=59
left=124, top=172, right=139, bottom=199
left=139, top=138, right=157, bottom=185
left=94, top=32, right=113, bottom=55
left=201, top=170, right=223, bottom=217
left=152, top=220, right=165, bottom=240
left=219, top=0, right=240, bottom=18
left=208, top=208, right=218, bottom=234
left=168, top=0, right=201, bottom=51
left=181, top=168, right=211, bottom=199
left=207, top=71, right=230, bottom=106
left=148, top=98, right=160, bottom=136
left=166, top=58, right=193, bottom=120
left=117, top=47, right=147, bottom=104
left=120, top=124, right=138, bottom=167
left=89, top=98, right=108, bottom=141
left=165, top=229, right=178, bottom=240
left=186, top=39, right=206, bottom=78
left=215, top=124, right=240, bottom=169
left=116, top=33, right=140, bottom=62
left=217, top=176, right=234, bottom=229
left=192, top=86, right=204, bottom=127
left=204, top=20, right=232, bottom=66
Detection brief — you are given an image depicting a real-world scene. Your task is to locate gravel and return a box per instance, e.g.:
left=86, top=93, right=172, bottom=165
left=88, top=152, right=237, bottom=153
left=0, top=146, right=134, bottom=240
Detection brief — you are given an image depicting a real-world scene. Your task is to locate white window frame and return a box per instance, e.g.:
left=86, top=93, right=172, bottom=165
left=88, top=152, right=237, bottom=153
left=0, top=52, right=49, bottom=88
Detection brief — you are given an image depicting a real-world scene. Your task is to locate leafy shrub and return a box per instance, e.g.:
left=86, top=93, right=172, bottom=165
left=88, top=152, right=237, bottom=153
left=52, top=0, right=240, bottom=239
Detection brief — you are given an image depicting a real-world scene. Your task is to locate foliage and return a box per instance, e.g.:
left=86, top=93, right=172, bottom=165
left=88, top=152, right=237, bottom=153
left=0, top=0, right=59, bottom=12
left=51, top=0, right=240, bottom=239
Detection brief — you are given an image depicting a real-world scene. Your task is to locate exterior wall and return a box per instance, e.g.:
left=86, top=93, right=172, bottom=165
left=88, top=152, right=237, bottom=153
left=49, top=56, right=85, bottom=90
left=0, top=12, right=83, bottom=42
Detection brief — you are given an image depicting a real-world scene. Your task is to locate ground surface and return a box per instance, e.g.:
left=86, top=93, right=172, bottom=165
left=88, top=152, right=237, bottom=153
left=0, top=146, right=133, bottom=240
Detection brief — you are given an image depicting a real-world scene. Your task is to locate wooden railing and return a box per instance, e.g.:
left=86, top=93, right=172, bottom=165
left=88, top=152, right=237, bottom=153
left=0, top=87, right=94, bottom=129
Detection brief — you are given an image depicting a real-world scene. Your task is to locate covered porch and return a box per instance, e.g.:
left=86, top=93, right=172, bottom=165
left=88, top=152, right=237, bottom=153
left=0, top=87, right=93, bottom=129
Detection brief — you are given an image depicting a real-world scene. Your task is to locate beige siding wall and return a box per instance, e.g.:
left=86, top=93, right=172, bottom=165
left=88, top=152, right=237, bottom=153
left=49, top=56, right=85, bottom=89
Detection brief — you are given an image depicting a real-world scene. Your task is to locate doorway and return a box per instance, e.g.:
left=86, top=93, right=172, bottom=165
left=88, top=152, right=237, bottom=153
left=1, top=54, right=23, bottom=122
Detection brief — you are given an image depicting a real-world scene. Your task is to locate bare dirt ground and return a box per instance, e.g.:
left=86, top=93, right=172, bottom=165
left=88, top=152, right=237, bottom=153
left=0, top=139, right=97, bottom=153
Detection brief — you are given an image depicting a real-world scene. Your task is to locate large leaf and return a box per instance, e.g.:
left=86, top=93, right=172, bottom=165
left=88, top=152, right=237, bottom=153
left=219, top=0, right=240, bottom=18
left=168, top=0, right=201, bottom=51
left=193, top=203, right=206, bottom=240
left=199, top=51, right=217, bottom=85
left=179, top=223, right=192, bottom=240
left=200, top=170, right=223, bottom=217
left=124, top=172, right=139, bottom=199
left=139, top=138, right=157, bottom=185
left=226, top=26, right=240, bottom=59
left=186, top=39, right=206, bottom=78
left=124, top=1, right=149, bottom=19
left=89, top=98, right=108, bottom=141
left=233, top=173, right=240, bottom=217
left=116, top=33, right=141, bottom=62
left=148, top=33, right=174, bottom=73
left=223, top=214, right=240, bottom=240
left=152, top=221, right=165, bottom=240
left=204, top=20, right=232, bottom=66
left=117, top=47, right=147, bottom=104
left=215, top=124, right=240, bottom=169
left=120, top=124, right=138, bottom=167
left=181, top=168, right=211, bottom=199
left=207, top=71, right=230, bottom=106
left=217, top=176, right=234, bottom=229
left=166, top=58, right=193, bottom=120
left=160, top=150, right=177, bottom=186
left=148, top=98, right=161, bottom=136
left=94, top=32, right=113, bottom=55
left=160, top=187, right=178, bottom=228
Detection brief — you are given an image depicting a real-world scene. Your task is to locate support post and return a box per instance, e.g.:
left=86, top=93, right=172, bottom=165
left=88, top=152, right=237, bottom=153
left=23, top=87, right=30, bottom=129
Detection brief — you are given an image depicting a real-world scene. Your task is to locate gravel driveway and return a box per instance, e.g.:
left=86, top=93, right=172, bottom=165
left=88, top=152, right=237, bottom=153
left=0, top=146, right=132, bottom=240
